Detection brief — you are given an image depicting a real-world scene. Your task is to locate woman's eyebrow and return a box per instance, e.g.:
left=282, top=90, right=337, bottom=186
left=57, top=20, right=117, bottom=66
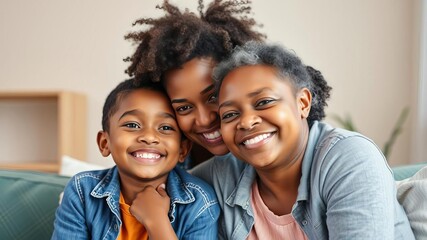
left=200, top=84, right=214, bottom=95
left=218, top=100, right=233, bottom=110
left=218, top=87, right=272, bottom=110
left=171, top=98, right=187, bottom=104
left=248, top=87, right=271, bottom=97
left=171, top=85, right=215, bottom=104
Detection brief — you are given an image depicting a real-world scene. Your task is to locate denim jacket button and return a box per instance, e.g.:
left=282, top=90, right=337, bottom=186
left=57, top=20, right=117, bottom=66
left=302, top=220, right=308, bottom=226
left=114, top=224, right=118, bottom=231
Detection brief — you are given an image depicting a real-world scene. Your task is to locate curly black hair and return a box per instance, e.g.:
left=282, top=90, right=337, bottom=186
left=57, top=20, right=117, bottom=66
left=124, top=0, right=265, bottom=84
left=305, top=65, right=331, bottom=126
left=213, top=41, right=332, bottom=127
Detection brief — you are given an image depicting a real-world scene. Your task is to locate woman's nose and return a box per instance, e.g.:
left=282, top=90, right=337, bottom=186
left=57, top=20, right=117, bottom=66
left=195, top=106, right=217, bottom=127
left=237, top=111, right=261, bottom=130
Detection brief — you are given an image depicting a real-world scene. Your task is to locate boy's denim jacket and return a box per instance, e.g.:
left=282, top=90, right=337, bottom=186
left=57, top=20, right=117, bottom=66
left=52, top=166, right=219, bottom=239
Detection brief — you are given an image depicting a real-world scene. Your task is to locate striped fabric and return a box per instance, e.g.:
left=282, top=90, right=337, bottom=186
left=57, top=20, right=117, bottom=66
left=0, top=170, right=70, bottom=240
left=396, top=166, right=427, bottom=240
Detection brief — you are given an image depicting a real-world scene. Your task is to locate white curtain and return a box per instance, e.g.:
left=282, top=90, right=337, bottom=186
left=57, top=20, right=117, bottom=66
left=412, top=0, right=427, bottom=163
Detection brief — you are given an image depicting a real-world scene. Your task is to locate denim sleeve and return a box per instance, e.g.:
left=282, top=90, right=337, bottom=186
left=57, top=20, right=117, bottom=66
left=182, top=205, right=219, bottom=240
left=180, top=190, right=220, bottom=240
left=51, top=177, right=88, bottom=239
left=320, top=136, right=398, bottom=240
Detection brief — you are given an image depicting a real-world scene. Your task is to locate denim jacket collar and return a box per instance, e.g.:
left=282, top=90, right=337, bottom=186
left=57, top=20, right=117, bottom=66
left=89, top=167, right=195, bottom=201
left=166, top=167, right=196, bottom=223
left=90, top=167, right=121, bottom=220
left=225, top=121, right=324, bottom=209
left=167, top=168, right=195, bottom=204
left=91, top=167, right=121, bottom=199
left=225, top=163, right=256, bottom=212
left=89, top=166, right=196, bottom=223
left=297, top=121, right=322, bottom=202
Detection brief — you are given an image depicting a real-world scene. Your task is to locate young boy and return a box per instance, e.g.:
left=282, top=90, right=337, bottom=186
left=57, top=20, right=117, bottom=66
left=52, top=78, right=219, bottom=239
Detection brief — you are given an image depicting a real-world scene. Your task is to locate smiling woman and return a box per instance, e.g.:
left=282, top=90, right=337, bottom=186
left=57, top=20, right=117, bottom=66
left=124, top=0, right=265, bottom=167
left=218, top=65, right=307, bottom=171
left=191, top=41, right=415, bottom=240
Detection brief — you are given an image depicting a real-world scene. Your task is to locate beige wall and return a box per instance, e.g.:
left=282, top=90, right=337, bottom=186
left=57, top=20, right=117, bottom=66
left=0, top=0, right=422, bottom=167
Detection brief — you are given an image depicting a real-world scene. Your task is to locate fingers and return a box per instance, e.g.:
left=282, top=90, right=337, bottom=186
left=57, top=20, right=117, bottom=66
left=156, top=183, right=167, bottom=197
left=129, top=183, right=170, bottom=225
left=132, top=183, right=168, bottom=198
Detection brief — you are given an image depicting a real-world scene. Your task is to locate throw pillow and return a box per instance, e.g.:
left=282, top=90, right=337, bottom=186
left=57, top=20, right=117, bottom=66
left=396, top=166, right=427, bottom=240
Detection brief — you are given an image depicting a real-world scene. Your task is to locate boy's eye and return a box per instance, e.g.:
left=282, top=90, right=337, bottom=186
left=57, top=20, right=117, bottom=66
left=123, top=122, right=140, bottom=129
left=159, top=125, right=175, bottom=131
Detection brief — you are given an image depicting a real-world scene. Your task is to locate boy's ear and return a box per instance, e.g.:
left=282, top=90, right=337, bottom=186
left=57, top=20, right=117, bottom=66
left=298, top=88, right=312, bottom=119
left=97, top=131, right=111, bottom=157
left=178, top=139, right=192, bottom=163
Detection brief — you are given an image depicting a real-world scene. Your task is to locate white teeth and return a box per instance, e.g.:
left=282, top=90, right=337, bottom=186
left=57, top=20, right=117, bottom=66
left=243, top=133, right=271, bottom=145
left=133, top=153, right=161, bottom=159
left=203, top=130, right=221, bottom=140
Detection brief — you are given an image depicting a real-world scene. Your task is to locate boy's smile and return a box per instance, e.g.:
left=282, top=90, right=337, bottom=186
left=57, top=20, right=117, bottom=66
left=218, top=65, right=311, bottom=170
left=97, top=89, right=189, bottom=186
left=131, top=148, right=164, bottom=164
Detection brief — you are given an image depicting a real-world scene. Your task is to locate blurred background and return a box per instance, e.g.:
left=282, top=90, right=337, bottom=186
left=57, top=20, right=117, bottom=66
left=1, top=0, right=426, bottom=168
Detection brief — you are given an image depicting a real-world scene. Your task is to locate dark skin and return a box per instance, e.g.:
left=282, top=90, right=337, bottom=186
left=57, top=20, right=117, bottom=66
left=97, top=89, right=191, bottom=239
left=165, top=58, right=229, bottom=157
left=124, top=0, right=265, bottom=168
left=256, top=141, right=307, bottom=215
left=218, top=65, right=312, bottom=215
left=129, top=185, right=177, bottom=240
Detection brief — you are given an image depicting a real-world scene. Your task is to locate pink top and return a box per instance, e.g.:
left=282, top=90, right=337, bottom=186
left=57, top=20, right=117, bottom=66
left=247, top=180, right=308, bottom=240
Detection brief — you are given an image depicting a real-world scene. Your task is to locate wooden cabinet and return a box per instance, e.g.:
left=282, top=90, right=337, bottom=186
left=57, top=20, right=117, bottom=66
left=0, top=91, right=86, bottom=172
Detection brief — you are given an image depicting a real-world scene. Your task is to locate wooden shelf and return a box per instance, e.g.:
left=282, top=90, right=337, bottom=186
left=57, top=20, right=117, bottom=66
left=0, top=91, right=87, bottom=173
left=0, top=163, right=59, bottom=173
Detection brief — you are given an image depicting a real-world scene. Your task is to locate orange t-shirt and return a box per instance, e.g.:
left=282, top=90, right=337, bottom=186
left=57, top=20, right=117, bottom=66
left=117, top=192, right=149, bottom=240
left=247, top=181, right=308, bottom=240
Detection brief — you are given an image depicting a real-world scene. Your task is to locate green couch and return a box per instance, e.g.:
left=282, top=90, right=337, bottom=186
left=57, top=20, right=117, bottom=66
left=1, top=163, right=426, bottom=240
left=0, top=170, right=69, bottom=240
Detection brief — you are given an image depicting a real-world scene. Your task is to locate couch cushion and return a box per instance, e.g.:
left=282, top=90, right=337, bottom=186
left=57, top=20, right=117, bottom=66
left=59, top=155, right=106, bottom=177
left=392, top=163, right=427, bottom=181
left=0, top=170, right=70, bottom=240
